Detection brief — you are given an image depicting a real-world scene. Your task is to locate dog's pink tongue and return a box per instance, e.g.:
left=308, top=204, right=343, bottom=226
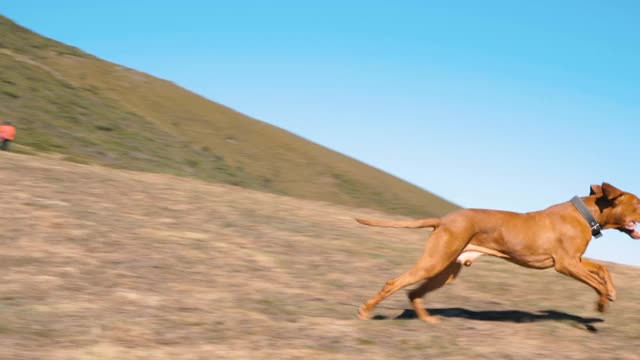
left=625, top=223, right=640, bottom=239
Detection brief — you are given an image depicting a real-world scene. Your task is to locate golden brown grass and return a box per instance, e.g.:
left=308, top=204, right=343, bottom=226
left=1, top=151, right=639, bottom=360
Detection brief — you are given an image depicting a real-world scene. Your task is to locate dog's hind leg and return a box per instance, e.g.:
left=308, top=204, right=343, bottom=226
left=357, top=227, right=469, bottom=320
left=407, top=261, right=462, bottom=323
left=357, top=266, right=430, bottom=320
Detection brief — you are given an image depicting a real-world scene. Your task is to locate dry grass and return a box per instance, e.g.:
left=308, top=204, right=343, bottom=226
left=0, top=15, right=458, bottom=218
left=0, top=151, right=639, bottom=360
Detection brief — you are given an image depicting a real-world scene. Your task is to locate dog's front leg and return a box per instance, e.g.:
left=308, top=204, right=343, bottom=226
left=554, top=257, right=611, bottom=312
left=582, top=259, right=616, bottom=302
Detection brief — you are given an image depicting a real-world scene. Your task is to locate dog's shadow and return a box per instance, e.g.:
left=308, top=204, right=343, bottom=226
left=373, top=308, right=604, bottom=332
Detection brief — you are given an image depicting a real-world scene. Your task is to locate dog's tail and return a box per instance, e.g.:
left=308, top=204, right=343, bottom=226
left=355, top=217, right=441, bottom=229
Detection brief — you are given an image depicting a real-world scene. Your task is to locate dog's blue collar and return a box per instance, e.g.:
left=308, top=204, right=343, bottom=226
left=570, top=196, right=603, bottom=238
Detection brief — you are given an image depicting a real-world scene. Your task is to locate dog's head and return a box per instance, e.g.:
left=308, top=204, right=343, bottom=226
left=590, top=183, right=640, bottom=239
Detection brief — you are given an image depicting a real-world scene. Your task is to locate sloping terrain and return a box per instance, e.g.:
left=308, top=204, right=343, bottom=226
left=0, top=15, right=457, bottom=217
left=1, top=151, right=639, bottom=360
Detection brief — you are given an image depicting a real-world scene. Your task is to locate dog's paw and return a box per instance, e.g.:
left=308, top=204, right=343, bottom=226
left=419, top=315, right=442, bottom=324
left=596, top=299, right=609, bottom=313
left=357, top=305, right=371, bottom=320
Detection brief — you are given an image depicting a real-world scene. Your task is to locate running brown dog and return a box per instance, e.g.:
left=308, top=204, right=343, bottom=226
left=355, top=182, right=640, bottom=323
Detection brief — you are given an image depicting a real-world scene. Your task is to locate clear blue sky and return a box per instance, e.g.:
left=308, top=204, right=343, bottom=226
left=2, top=1, right=639, bottom=265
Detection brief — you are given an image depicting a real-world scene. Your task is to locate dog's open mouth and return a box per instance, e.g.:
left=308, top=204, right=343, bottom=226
left=622, top=222, right=640, bottom=239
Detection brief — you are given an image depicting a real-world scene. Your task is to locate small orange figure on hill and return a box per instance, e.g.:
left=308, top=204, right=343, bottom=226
left=0, top=121, right=16, bottom=151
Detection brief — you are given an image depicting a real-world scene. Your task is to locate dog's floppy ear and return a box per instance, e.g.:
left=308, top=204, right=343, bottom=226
left=602, top=182, right=623, bottom=200
left=590, top=184, right=603, bottom=196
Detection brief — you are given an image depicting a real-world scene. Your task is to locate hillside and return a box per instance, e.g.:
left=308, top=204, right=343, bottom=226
left=0, top=15, right=457, bottom=218
left=1, top=151, right=639, bottom=360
